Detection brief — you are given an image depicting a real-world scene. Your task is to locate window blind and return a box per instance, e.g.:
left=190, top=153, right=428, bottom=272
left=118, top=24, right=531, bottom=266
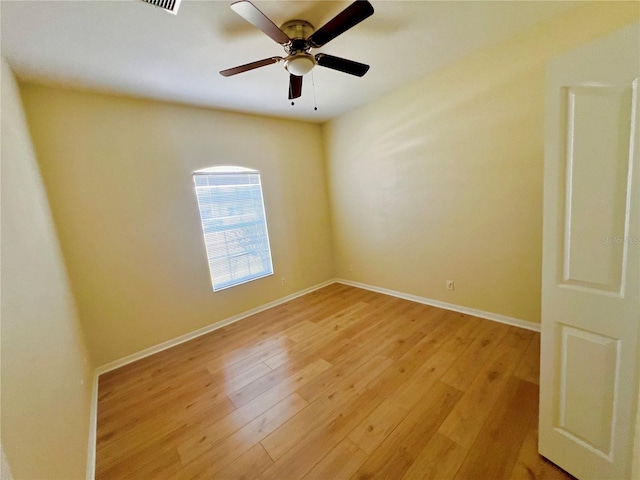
left=193, top=169, right=273, bottom=291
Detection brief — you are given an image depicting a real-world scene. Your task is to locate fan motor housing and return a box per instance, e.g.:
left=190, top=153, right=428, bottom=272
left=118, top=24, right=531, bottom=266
left=282, top=20, right=314, bottom=56
left=281, top=20, right=314, bottom=40
left=281, top=21, right=316, bottom=75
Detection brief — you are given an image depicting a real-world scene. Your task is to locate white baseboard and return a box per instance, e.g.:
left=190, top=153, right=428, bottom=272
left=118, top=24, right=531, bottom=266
left=86, top=371, right=99, bottom=480
left=93, top=277, right=538, bottom=377
left=336, top=278, right=541, bottom=333
left=94, top=278, right=336, bottom=376
left=86, top=276, right=539, bottom=478
left=86, top=278, right=335, bottom=479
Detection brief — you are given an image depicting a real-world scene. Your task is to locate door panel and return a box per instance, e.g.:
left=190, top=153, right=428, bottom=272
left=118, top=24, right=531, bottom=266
left=540, top=23, right=640, bottom=480
left=558, top=325, right=618, bottom=457
left=561, top=86, right=632, bottom=293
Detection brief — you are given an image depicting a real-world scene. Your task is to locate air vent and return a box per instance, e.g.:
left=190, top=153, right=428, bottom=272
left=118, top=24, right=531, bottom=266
left=141, top=0, right=181, bottom=15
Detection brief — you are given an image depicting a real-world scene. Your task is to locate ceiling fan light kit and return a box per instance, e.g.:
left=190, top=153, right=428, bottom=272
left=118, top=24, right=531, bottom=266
left=284, top=54, right=315, bottom=76
left=220, top=0, right=374, bottom=101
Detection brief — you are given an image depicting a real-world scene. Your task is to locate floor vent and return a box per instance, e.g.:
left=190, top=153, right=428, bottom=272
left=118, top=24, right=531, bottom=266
left=141, top=0, right=181, bottom=15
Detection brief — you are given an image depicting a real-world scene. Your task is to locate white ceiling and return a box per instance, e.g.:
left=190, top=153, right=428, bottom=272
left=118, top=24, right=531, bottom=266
left=1, top=0, right=575, bottom=123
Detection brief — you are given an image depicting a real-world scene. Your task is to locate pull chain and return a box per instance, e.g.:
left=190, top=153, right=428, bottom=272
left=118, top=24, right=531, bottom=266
left=311, top=70, right=318, bottom=111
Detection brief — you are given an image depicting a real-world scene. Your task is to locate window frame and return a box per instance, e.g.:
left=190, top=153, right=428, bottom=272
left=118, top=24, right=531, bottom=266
left=193, top=166, right=274, bottom=292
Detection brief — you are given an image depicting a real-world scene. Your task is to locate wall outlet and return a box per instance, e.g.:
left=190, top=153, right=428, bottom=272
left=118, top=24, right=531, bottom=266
left=349, top=263, right=354, bottom=272
left=281, top=277, right=287, bottom=286
left=446, top=280, right=455, bottom=290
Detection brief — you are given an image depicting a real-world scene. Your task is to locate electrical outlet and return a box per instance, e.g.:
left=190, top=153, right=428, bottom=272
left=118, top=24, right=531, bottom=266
left=446, top=280, right=454, bottom=290
left=349, top=264, right=354, bottom=272
left=281, top=277, right=287, bottom=286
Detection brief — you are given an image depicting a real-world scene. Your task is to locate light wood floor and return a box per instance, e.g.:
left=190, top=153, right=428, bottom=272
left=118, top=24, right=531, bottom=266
left=96, top=283, right=575, bottom=480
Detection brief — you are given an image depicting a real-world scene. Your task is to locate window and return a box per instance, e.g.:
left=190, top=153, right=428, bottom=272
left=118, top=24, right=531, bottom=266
left=193, top=166, right=273, bottom=291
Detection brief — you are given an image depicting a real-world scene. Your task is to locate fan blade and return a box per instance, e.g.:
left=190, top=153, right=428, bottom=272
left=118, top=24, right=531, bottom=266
left=220, top=57, right=282, bottom=77
left=288, top=74, right=302, bottom=99
left=230, top=1, right=290, bottom=45
left=308, top=0, right=374, bottom=48
left=315, top=53, right=369, bottom=77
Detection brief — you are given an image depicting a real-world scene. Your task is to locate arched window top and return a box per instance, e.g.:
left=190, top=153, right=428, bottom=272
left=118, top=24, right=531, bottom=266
left=194, top=165, right=257, bottom=175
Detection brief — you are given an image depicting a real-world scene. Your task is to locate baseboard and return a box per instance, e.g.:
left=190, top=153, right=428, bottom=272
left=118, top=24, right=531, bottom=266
left=95, top=278, right=336, bottom=376
left=86, top=371, right=99, bottom=480
left=92, top=277, right=539, bottom=375
left=92, top=278, right=539, bottom=376
left=86, top=276, right=538, bottom=478
left=86, top=278, right=336, bottom=478
left=336, top=278, right=541, bottom=333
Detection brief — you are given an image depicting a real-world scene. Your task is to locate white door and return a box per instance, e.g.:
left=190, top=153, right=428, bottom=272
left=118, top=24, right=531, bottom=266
left=540, top=23, right=640, bottom=480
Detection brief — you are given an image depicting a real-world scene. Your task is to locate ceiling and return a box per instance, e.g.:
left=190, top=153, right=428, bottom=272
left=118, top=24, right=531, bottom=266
left=1, top=0, right=575, bottom=123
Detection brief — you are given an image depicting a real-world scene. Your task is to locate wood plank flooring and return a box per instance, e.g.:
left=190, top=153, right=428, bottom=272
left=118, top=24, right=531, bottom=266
left=95, top=283, right=575, bottom=480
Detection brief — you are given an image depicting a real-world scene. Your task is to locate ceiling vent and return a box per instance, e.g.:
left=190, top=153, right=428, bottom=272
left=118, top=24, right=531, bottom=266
left=141, top=0, right=181, bottom=15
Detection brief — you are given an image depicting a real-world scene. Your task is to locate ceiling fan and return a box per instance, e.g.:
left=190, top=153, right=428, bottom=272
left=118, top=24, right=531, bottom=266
left=220, top=0, right=374, bottom=100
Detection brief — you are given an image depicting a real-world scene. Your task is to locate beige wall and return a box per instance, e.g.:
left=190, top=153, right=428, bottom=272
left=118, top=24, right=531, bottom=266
left=1, top=59, right=92, bottom=479
left=322, top=2, right=639, bottom=324
left=20, top=86, right=334, bottom=366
